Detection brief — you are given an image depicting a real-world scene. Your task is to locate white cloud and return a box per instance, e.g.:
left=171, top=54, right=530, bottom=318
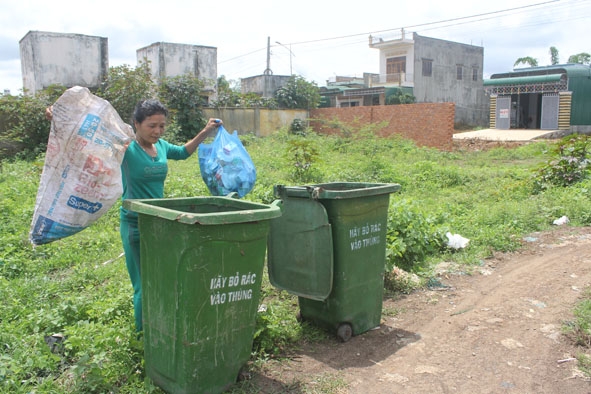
left=1, top=0, right=590, bottom=94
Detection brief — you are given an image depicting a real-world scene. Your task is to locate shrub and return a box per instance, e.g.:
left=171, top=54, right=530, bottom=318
left=533, top=134, right=591, bottom=192
left=385, top=199, right=448, bottom=274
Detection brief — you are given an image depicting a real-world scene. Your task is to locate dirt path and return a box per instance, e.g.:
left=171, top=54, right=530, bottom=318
left=252, top=226, right=591, bottom=393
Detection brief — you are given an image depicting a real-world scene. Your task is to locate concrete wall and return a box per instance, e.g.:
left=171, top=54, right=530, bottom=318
left=202, top=107, right=307, bottom=137
left=204, top=104, right=454, bottom=150
left=413, top=33, right=488, bottom=127
left=136, top=42, right=217, bottom=92
left=19, top=31, right=108, bottom=95
left=309, top=103, right=455, bottom=150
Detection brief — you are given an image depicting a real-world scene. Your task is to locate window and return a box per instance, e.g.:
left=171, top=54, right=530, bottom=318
left=422, top=59, right=433, bottom=77
left=472, top=67, right=478, bottom=81
left=387, top=56, right=406, bottom=83
left=456, top=65, right=463, bottom=80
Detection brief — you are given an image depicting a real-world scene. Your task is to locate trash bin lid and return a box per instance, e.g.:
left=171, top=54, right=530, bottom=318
left=123, top=196, right=282, bottom=225
left=275, top=182, right=400, bottom=200
left=267, top=196, right=333, bottom=301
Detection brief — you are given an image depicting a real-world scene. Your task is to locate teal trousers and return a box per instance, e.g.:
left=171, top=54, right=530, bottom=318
left=120, top=216, right=142, bottom=332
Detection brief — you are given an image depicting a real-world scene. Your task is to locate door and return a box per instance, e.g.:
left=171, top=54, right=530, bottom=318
left=541, top=94, right=559, bottom=130
left=496, top=96, right=511, bottom=129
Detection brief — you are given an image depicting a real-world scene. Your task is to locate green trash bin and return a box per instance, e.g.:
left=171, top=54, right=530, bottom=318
left=123, top=195, right=281, bottom=394
left=267, top=182, right=400, bottom=342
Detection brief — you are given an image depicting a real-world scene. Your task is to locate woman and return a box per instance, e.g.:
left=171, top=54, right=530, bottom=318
left=120, top=99, right=221, bottom=331
left=46, top=99, right=222, bottom=331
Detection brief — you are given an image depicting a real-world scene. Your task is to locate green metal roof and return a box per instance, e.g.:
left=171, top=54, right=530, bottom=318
left=489, top=64, right=591, bottom=80
left=484, top=74, right=564, bottom=86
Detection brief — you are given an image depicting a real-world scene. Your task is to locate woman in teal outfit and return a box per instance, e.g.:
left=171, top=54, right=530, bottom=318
left=46, top=99, right=221, bottom=332
left=120, top=99, right=221, bottom=331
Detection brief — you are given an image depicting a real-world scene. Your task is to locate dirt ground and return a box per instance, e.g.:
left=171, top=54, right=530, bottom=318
left=250, top=225, right=591, bottom=393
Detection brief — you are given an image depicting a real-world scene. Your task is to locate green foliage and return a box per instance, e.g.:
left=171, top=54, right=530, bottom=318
left=4, top=128, right=591, bottom=392
left=158, top=74, right=207, bottom=143
left=252, top=297, right=302, bottom=357
left=289, top=118, right=306, bottom=135
left=385, top=199, right=448, bottom=273
left=514, top=56, right=539, bottom=67
left=285, top=135, right=321, bottom=183
left=532, top=134, right=591, bottom=192
left=98, top=62, right=156, bottom=124
left=549, top=46, right=560, bottom=65
left=0, top=87, right=63, bottom=160
left=212, top=75, right=278, bottom=109
left=567, top=52, right=591, bottom=65
left=274, top=75, right=320, bottom=109
left=385, top=90, right=416, bottom=105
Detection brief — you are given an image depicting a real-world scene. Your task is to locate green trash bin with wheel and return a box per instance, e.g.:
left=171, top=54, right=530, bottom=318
left=267, top=182, right=400, bottom=342
left=123, top=195, right=281, bottom=394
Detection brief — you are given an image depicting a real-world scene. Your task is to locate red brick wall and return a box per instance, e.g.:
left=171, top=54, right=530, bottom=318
left=309, top=103, right=455, bottom=150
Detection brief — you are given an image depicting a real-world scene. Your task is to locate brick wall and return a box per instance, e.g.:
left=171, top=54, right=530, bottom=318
left=309, top=103, right=455, bottom=150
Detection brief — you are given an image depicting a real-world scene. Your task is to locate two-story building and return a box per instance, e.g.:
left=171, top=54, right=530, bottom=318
left=320, top=32, right=489, bottom=128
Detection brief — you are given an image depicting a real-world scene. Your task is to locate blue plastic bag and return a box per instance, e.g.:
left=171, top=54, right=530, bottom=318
left=198, top=126, right=256, bottom=197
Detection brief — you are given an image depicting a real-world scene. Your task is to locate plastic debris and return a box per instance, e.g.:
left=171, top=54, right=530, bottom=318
left=198, top=126, right=256, bottom=198
left=552, top=216, right=570, bottom=225
left=446, top=232, right=470, bottom=249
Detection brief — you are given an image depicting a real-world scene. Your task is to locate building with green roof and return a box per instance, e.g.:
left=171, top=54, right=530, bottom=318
left=484, top=64, right=591, bottom=132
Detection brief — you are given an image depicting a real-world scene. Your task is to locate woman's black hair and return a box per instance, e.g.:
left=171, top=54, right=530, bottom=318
left=132, top=99, right=168, bottom=124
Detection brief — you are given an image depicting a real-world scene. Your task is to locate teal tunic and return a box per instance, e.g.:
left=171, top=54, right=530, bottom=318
left=120, top=139, right=190, bottom=331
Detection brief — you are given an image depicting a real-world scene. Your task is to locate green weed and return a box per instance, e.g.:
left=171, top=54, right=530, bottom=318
left=3, top=129, right=591, bottom=392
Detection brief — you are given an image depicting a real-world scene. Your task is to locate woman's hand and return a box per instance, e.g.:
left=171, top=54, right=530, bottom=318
left=203, top=118, right=223, bottom=134
left=45, top=106, right=53, bottom=121
left=184, top=118, right=223, bottom=155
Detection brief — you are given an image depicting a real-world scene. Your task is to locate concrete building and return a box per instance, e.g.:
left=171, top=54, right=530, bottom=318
left=19, top=31, right=108, bottom=95
left=319, top=32, right=489, bottom=128
left=240, top=74, right=291, bottom=99
left=137, top=42, right=217, bottom=103
left=369, top=32, right=488, bottom=127
left=484, top=64, right=591, bottom=133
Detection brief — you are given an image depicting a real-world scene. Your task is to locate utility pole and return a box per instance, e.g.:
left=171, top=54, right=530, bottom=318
left=263, top=36, right=272, bottom=75
left=275, top=41, right=295, bottom=75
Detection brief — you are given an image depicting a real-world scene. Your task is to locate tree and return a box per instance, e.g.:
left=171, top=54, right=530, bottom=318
left=386, top=90, right=416, bottom=105
left=514, top=57, right=538, bottom=68
left=98, top=62, right=156, bottom=124
left=274, top=75, right=321, bottom=109
left=567, top=53, right=591, bottom=65
left=158, top=74, right=207, bottom=142
left=549, top=46, right=559, bottom=65
left=212, top=75, right=242, bottom=107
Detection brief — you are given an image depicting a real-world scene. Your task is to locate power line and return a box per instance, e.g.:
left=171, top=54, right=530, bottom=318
left=287, top=0, right=560, bottom=46
left=218, top=0, right=566, bottom=66
left=218, top=0, right=586, bottom=79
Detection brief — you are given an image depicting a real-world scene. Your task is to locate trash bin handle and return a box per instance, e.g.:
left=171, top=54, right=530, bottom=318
left=309, top=186, right=321, bottom=200
left=286, top=186, right=322, bottom=200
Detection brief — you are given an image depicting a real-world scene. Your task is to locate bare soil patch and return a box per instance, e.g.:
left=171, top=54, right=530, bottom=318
left=250, top=226, right=591, bottom=393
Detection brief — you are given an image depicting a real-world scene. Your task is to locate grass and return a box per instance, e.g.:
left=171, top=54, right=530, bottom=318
left=1, top=129, right=591, bottom=393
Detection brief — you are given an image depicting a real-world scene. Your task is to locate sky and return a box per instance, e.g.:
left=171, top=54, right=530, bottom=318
left=1, top=0, right=589, bottom=95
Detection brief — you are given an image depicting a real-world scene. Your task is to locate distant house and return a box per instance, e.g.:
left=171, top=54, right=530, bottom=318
left=319, top=32, right=489, bottom=128
left=484, top=64, right=591, bottom=133
left=240, top=74, right=291, bottom=99
left=137, top=42, right=218, bottom=104
left=19, top=31, right=108, bottom=95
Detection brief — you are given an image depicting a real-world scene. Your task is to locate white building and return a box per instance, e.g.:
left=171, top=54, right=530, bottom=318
left=19, top=31, right=108, bottom=95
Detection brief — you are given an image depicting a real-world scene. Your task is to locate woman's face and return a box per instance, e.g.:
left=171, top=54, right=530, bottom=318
left=135, top=114, right=166, bottom=144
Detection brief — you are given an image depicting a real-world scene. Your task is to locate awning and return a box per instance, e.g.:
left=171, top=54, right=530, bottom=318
left=484, top=73, right=568, bottom=95
left=484, top=74, right=564, bottom=86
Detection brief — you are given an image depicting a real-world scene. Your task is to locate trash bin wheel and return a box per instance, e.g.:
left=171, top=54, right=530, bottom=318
left=237, top=368, right=252, bottom=382
left=337, top=323, right=353, bottom=342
